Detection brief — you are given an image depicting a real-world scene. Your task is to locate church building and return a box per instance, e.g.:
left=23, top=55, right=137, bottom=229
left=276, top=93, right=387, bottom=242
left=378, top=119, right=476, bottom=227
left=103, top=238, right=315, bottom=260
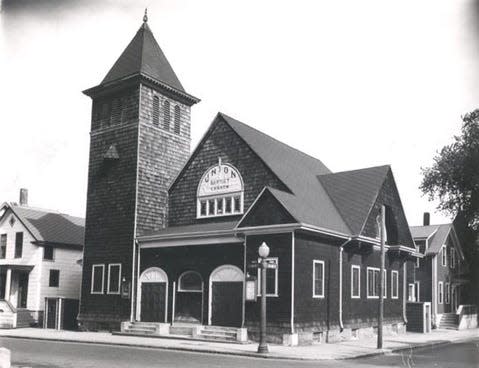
left=79, top=14, right=418, bottom=345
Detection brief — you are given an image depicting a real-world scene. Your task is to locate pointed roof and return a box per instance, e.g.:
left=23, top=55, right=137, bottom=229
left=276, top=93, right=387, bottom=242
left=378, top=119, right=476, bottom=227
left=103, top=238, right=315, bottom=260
left=318, top=165, right=391, bottom=235
left=101, top=21, right=185, bottom=93
left=0, top=203, right=85, bottom=247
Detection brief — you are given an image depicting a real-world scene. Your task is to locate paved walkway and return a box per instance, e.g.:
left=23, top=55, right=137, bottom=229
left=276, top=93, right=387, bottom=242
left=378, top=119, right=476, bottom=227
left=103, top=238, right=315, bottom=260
left=0, top=327, right=477, bottom=360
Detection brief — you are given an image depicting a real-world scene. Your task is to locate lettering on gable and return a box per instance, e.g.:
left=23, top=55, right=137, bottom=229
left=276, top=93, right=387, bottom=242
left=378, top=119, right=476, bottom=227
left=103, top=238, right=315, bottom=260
left=198, top=159, right=243, bottom=197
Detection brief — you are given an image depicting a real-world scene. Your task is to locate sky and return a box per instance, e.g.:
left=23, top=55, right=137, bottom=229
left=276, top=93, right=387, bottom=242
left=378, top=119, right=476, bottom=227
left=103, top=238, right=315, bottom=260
left=1, top=0, right=478, bottom=226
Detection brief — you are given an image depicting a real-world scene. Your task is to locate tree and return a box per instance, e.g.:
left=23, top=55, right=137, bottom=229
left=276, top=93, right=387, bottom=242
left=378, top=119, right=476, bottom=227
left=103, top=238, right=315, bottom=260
left=420, top=109, right=479, bottom=304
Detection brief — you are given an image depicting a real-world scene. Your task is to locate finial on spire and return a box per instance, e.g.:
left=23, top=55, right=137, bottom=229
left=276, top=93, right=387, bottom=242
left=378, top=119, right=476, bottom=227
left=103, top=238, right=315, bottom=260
left=143, top=8, right=148, bottom=23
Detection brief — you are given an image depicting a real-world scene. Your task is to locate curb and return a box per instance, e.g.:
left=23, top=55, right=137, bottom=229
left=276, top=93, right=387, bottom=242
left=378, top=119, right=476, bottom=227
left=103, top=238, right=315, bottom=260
left=0, top=333, right=476, bottom=361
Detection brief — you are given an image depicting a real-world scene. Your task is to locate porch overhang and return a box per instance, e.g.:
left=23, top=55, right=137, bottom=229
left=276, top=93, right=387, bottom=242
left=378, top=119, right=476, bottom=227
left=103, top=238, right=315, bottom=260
left=0, top=264, right=34, bottom=272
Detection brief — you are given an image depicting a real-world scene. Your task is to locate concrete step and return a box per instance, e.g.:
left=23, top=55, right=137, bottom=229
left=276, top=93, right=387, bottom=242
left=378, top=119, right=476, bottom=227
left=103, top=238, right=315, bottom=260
left=169, top=326, right=193, bottom=336
left=126, top=326, right=156, bottom=333
left=124, top=328, right=156, bottom=335
left=202, top=325, right=239, bottom=332
left=197, top=333, right=237, bottom=341
left=199, top=329, right=237, bottom=337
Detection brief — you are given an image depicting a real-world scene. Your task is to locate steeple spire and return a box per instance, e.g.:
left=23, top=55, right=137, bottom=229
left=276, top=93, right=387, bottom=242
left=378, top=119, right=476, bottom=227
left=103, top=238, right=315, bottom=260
left=143, top=8, right=148, bottom=23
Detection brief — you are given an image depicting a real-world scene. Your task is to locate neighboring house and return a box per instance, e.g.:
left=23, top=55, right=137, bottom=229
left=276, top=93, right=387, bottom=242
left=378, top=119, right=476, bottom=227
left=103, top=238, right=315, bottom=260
left=0, top=190, right=84, bottom=327
left=410, top=213, right=468, bottom=328
left=78, top=16, right=418, bottom=345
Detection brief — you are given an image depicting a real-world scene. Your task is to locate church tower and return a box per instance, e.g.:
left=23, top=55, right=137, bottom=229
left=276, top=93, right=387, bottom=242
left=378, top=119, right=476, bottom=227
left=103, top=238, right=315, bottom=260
left=79, top=12, right=199, bottom=330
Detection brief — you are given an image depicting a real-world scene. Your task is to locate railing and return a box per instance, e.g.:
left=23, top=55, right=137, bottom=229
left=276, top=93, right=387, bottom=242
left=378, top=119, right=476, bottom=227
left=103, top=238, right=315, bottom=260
left=456, top=304, right=476, bottom=316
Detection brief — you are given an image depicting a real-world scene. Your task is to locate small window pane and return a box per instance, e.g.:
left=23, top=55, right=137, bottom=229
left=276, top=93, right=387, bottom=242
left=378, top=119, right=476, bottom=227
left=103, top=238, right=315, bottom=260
left=200, top=201, right=207, bottom=216
left=368, top=270, right=374, bottom=296
left=216, top=198, right=224, bottom=214
left=352, top=267, right=360, bottom=297
left=233, top=196, right=241, bottom=213
left=225, top=197, right=232, bottom=213
left=49, top=270, right=60, bottom=287
left=314, top=262, right=324, bottom=296
left=208, top=199, right=215, bottom=215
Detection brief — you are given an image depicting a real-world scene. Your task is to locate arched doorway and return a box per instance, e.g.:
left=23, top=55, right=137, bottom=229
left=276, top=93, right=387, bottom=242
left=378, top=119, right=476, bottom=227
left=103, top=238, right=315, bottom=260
left=175, top=271, right=203, bottom=323
left=209, top=265, right=244, bottom=327
left=138, top=267, right=168, bottom=322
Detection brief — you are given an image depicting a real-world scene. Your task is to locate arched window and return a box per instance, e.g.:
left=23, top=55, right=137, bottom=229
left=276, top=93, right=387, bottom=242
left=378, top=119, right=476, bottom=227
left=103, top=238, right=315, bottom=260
left=178, top=271, right=202, bottom=292
left=197, top=160, right=244, bottom=218
left=163, top=100, right=170, bottom=130
left=152, top=96, right=160, bottom=126
left=174, top=105, right=181, bottom=134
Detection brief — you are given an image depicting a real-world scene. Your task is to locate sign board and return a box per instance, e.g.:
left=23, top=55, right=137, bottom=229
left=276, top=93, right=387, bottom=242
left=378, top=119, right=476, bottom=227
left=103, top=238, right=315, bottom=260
left=198, top=158, right=243, bottom=197
left=121, top=281, right=131, bottom=299
left=266, top=263, right=277, bottom=269
left=245, top=279, right=257, bottom=302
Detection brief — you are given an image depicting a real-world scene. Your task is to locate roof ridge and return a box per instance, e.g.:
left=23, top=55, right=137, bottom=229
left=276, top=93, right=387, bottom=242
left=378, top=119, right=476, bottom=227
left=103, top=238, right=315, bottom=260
left=318, top=164, right=390, bottom=177
left=218, top=112, right=331, bottom=172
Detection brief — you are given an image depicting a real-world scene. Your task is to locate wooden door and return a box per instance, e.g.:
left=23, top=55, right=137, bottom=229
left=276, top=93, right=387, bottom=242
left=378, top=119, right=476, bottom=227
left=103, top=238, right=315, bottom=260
left=211, top=282, right=242, bottom=327
left=46, top=299, right=57, bottom=329
left=141, top=282, right=166, bottom=322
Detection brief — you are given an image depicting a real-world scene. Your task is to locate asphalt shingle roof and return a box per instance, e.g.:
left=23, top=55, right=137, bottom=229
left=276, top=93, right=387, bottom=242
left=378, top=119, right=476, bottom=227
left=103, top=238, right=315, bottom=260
left=410, top=224, right=452, bottom=255
left=101, top=22, right=185, bottom=92
left=8, top=205, right=85, bottom=247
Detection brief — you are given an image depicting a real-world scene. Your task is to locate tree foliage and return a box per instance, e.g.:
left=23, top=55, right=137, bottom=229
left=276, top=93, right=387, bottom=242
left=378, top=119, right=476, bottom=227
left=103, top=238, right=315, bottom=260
left=421, top=109, right=479, bottom=304
left=420, top=109, right=479, bottom=230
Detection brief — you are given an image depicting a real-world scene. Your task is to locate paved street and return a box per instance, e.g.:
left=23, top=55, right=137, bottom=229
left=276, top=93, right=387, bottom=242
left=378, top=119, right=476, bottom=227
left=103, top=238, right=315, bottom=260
left=1, top=337, right=478, bottom=368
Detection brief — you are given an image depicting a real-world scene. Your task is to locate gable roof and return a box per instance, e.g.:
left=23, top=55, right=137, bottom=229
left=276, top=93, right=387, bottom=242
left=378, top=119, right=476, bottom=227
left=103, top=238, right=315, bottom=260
left=410, top=223, right=457, bottom=256
left=101, top=21, right=184, bottom=92
left=1, top=203, right=85, bottom=247
left=166, top=113, right=407, bottom=241
left=318, top=165, right=390, bottom=235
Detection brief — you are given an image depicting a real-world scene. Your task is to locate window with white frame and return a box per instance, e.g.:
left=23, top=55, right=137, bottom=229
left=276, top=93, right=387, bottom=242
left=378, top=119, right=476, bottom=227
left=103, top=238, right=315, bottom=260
left=408, top=283, right=415, bottom=301
left=450, top=248, right=456, bottom=269
left=445, top=282, right=450, bottom=304
left=178, top=271, right=203, bottom=292
left=107, top=263, right=121, bottom=294
left=351, top=265, right=360, bottom=298
left=414, top=281, right=420, bottom=302
left=367, top=267, right=380, bottom=298
left=391, top=270, right=399, bottom=299
left=91, top=264, right=105, bottom=294
left=438, top=281, right=444, bottom=304
left=442, top=246, right=447, bottom=267
left=197, top=160, right=244, bottom=218
left=257, top=257, right=278, bottom=297
left=313, top=260, right=325, bottom=298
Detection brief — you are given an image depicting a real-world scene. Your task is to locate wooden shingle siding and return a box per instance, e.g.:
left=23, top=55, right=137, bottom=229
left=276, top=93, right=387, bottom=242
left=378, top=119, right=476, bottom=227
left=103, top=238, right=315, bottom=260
left=244, top=233, right=292, bottom=326
left=362, top=171, right=415, bottom=248
left=168, top=120, right=288, bottom=227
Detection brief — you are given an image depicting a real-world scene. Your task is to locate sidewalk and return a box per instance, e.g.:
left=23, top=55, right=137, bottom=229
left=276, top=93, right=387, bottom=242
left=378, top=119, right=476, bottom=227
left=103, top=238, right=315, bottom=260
left=0, top=327, right=477, bottom=360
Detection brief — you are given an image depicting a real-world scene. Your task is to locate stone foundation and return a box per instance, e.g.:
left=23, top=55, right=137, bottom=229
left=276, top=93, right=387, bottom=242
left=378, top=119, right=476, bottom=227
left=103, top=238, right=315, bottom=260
left=77, top=314, right=123, bottom=332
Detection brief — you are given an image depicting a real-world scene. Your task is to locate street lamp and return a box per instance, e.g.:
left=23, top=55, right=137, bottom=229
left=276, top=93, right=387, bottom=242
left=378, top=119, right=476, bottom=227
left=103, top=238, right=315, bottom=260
left=257, top=242, right=270, bottom=354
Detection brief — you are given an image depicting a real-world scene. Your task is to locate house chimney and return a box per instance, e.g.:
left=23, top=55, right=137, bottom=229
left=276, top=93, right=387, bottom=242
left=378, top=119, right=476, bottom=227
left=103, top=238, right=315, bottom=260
left=19, top=188, right=28, bottom=206
left=423, top=212, right=430, bottom=226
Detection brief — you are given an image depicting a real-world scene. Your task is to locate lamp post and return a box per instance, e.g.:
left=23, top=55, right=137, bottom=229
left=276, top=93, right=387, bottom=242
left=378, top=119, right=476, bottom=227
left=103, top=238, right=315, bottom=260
left=257, top=242, right=270, bottom=354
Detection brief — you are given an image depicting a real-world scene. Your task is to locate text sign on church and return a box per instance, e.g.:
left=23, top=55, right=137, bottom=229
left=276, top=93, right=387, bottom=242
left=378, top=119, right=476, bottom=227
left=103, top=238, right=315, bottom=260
left=198, top=159, right=243, bottom=197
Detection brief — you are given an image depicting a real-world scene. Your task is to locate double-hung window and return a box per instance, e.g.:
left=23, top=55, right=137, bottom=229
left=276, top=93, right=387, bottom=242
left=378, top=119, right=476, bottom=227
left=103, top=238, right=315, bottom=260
left=367, top=267, right=380, bottom=298
left=450, top=249, right=456, bottom=269
left=438, top=281, right=444, bottom=304
left=391, top=270, right=399, bottom=299
left=107, top=264, right=121, bottom=294
left=15, top=232, right=23, bottom=258
left=351, top=265, right=360, bottom=298
left=0, top=234, right=6, bottom=259
left=312, top=260, right=325, bottom=298
left=91, top=264, right=105, bottom=294
left=49, top=270, right=60, bottom=287
left=445, top=283, right=450, bottom=304
left=441, top=246, right=447, bottom=267
left=257, top=257, right=278, bottom=297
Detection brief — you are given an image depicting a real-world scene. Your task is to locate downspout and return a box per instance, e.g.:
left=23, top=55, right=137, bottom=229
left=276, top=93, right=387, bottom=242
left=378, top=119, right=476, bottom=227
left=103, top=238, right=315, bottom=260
left=402, top=261, right=407, bottom=323
left=339, top=238, right=352, bottom=331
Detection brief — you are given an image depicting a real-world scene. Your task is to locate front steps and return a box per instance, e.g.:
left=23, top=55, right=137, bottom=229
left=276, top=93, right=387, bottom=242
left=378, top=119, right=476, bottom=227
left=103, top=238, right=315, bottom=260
left=439, top=313, right=459, bottom=330
left=119, top=321, right=248, bottom=343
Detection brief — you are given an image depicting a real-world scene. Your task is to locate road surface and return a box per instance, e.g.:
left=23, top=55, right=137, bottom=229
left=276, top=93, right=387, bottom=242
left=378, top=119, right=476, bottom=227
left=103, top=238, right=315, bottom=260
left=1, top=337, right=478, bottom=367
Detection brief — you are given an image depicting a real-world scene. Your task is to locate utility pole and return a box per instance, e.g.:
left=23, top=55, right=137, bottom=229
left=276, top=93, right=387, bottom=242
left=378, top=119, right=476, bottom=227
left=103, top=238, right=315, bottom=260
left=377, top=205, right=386, bottom=349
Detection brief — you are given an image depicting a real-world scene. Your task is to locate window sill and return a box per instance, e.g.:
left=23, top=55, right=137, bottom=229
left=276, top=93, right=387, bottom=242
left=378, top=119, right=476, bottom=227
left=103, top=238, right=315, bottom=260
left=312, top=295, right=325, bottom=299
left=367, top=296, right=379, bottom=299
left=351, top=295, right=361, bottom=299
